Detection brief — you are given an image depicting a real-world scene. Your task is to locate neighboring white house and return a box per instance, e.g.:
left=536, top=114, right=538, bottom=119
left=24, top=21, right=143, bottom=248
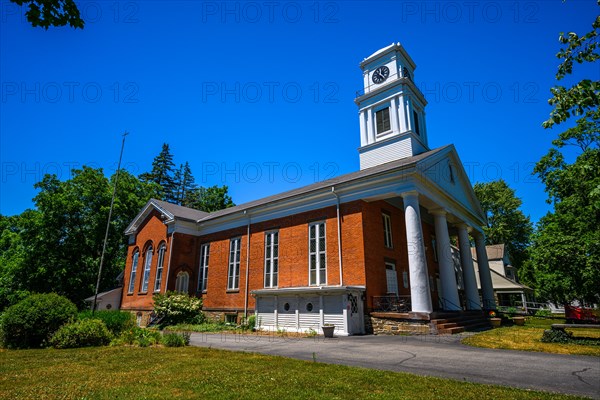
left=470, top=244, right=534, bottom=311
left=85, top=287, right=123, bottom=311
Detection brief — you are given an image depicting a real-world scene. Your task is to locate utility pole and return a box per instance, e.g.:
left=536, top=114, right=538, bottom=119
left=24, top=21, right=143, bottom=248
left=92, top=132, right=128, bottom=313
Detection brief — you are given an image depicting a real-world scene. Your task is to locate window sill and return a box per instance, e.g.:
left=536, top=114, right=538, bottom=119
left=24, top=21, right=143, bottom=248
left=226, top=289, right=239, bottom=294
left=138, top=292, right=148, bottom=296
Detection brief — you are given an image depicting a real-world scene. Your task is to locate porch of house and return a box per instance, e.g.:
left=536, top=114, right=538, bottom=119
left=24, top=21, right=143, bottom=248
left=367, top=295, right=492, bottom=335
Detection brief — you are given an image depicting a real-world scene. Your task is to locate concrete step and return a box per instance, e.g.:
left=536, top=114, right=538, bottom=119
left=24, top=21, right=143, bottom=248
left=438, top=326, right=465, bottom=334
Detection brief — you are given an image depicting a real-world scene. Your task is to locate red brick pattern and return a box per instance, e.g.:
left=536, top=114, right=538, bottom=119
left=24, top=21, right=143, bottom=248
left=120, top=200, right=441, bottom=314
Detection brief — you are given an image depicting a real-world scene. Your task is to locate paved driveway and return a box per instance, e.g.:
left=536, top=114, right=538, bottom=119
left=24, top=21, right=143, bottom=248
left=190, top=333, right=600, bottom=398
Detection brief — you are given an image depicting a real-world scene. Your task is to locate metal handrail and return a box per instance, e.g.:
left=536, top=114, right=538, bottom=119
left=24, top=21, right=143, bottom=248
left=438, top=296, right=463, bottom=311
left=465, top=298, right=482, bottom=310
left=355, top=72, right=411, bottom=97
left=372, top=295, right=411, bottom=312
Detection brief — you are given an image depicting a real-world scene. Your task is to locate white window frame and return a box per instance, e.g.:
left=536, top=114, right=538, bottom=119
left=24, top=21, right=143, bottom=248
left=382, top=213, right=393, bottom=248
left=198, top=243, right=210, bottom=292
left=375, top=106, right=391, bottom=135
left=128, top=250, right=139, bottom=294
left=385, top=262, right=398, bottom=295
left=175, top=271, right=189, bottom=293
left=264, top=231, right=279, bottom=288
left=153, top=244, right=166, bottom=292
left=141, top=246, right=153, bottom=292
left=309, top=222, right=327, bottom=286
left=228, top=237, right=241, bottom=290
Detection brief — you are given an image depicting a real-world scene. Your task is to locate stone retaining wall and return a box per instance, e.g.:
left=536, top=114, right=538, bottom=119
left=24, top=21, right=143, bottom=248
left=370, top=316, right=431, bottom=335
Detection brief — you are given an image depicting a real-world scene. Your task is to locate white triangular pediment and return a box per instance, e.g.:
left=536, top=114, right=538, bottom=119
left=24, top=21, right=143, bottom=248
left=124, top=199, right=173, bottom=235
left=416, top=145, right=486, bottom=224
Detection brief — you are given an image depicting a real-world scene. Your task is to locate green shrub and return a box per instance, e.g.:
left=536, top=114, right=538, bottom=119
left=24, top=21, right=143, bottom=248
left=50, top=319, right=112, bottom=349
left=0, top=293, right=77, bottom=349
left=78, top=310, right=135, bottom=336
left=534, top=308, right=552, bottom=318
left=541, top=328, right=573, bottom=343
left=162, top=332, right=186, bottom=347
left=153, top=291, right=204, bottom=328
left=114, top=326, right=162, bottom=347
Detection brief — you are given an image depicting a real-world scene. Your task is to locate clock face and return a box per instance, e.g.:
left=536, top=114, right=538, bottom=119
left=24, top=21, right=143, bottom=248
left=372, top=66, right=390, bottom=84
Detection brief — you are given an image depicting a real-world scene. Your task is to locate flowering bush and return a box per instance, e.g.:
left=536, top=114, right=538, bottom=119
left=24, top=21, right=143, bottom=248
left=153, top=291, right=204, bottom=328
left=488, top=311, right=497, bottom=318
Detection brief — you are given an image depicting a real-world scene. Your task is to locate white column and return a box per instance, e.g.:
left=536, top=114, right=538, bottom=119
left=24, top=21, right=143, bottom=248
left=431, top=210, right=461, bottom=311
left=473, top=232, right=496, bottom=309
left=367, top=108, right=375, bottom=144
left=399, top=95, right=409, bottom=133
left=390, top=97, right=399, bottom=134
left=457, top=224, right=481, bottom=310
left=402, top=191, right=432, bottom=313
left=359, top=111, right=368, bottom=146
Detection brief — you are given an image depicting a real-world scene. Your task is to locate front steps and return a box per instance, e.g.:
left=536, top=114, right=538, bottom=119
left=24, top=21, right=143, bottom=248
left=430, top=311, right=491, bottom=334
left=369, top=310, right=492, bottom=335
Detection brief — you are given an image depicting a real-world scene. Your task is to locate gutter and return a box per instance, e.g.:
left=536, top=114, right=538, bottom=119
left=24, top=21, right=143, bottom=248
left=244, top=210, right=251, bottom=320
left=331, top=187, right=343, bottom=286
left=164, top=232, right=175, bottom=292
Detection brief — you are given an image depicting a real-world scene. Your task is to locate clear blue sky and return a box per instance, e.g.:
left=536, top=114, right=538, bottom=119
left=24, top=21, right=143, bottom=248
left=0, top=0, right=597, bottom=223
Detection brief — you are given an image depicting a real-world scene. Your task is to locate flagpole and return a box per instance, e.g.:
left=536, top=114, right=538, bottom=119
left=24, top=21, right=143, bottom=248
left=92, top=132, right=128, bottom=313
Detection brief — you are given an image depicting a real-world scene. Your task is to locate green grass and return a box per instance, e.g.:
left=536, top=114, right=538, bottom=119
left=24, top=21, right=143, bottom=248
left=0, top=346, right=586, bottom=399
left=462, top=317, right=600, bottom=356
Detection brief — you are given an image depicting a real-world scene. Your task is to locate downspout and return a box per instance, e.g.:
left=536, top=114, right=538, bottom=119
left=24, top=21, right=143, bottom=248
left=164, top=231, right=175, bottom=293
left=244, top=210, right=251, bottom=320
left=331, top=187, right=343, bottom=286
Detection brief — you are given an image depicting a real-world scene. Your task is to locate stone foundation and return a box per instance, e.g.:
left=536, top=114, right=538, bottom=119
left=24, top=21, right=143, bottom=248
left=370, top=315, right=431, bottom=335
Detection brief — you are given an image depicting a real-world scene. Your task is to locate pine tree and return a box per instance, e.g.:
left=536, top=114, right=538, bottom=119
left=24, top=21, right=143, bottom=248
left=140, top=143, right=177, bottom=202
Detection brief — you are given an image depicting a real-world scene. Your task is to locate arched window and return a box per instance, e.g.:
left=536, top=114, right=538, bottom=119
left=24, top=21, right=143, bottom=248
left=141, top=245, right=153, bottom=292
left=175, top=271, right=189, bottom=294
left=154, top=243, right=167, bottom=292
left=128, top=250, right=139, bottom=294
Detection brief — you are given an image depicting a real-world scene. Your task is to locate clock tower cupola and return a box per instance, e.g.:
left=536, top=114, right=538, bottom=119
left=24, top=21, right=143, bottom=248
left=355, top=43, right=429, bottom=170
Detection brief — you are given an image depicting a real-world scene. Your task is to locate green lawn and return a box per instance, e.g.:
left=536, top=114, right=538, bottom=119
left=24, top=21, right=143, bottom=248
left=462, top=317, right=600, bottom=356
left=0, top=346, right=586, bottom=399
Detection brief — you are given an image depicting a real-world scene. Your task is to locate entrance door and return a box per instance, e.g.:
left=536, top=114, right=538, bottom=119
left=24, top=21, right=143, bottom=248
left=348, top=293, right=363, bottom=334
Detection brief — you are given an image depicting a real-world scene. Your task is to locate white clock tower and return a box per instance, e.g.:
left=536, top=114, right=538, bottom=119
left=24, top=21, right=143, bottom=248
left=355, top=43, right=429, bottom=170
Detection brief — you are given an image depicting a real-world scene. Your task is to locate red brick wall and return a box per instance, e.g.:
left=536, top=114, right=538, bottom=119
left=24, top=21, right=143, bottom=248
left=120, top=199, right=440, bottom=314
left=362, top=201, right=440, bottom=310
left=120, top=210, right=170, bottom=311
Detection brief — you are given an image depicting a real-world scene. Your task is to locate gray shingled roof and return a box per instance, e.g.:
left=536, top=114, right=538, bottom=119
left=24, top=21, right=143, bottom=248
left=197, top=145, right=451, bottom=222
left=151, top=198, right=209, bottom=222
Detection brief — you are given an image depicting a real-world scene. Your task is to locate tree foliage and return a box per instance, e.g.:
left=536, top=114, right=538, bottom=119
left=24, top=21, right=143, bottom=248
left=473, top=179, right=533, bottom=271
left=10, top=0, right=84, bottom=29
left=0, top=168, right=158, bottom=309
left=139, top=143, right=235, bottom=212
left=543, top=5, right=599, bottom=129
left=185, top=185, right=235, bottom=213
left=527, top=3, right=600, bottom=305
left=140, top=143, right=177, bottom=203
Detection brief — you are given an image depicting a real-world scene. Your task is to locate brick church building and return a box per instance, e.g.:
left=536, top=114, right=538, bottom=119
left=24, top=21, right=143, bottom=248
left=120, top=43, right=496, bottom=335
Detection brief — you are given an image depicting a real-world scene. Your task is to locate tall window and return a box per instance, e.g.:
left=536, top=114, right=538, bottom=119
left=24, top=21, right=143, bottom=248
left=382, top=213, right=393, bottom=248
left=413, top=110, right=420, bottom=136
left=198, top=244, right=210, bottom=292
left=385, top=262, right=398, bottom=295
left=175, top=271, right=189, bottom=293
left=154, top=244, right=166, bottom=292
left=141, top=246, right=153, bottom=292
left=228, top=238, right=241, bottom=290
left=128, top=250, right=139, bottom=294
left=309, top=222, right=326, bottom=286
left=376, top=108, right=391, bottom=134
left=264, top=231, right=279, bottom=288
